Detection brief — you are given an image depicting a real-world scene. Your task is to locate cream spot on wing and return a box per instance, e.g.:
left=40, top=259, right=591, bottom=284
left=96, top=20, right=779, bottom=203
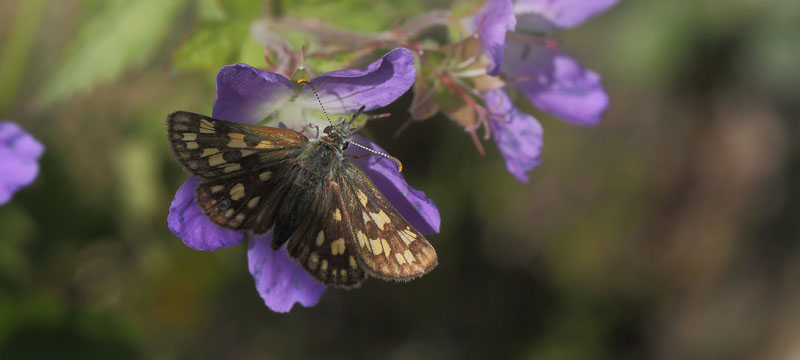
left=308, top=253, right=320, bottom=270
left=255, top=140, right=274, bottom=149
left=395, top=253, right=407, bottom=265
left=362, top=212, right=371, bottom=224
left=199, top=119, right=215, bottom=133
left=315, top=230, right=325, bottom=247
left=369, top=210, right=391, bottom=230
left=357, top=231, right=368, bottom=248
left=228, top=139, right=247, bottom=148
left=182, top=133, right=197, bottom=141
left=186, top=142, right=199, bottom=150
left=403, top=227, right=417, bottom=239
left=229, top=183, right=245, bottom=200
left=259, top=171, right=272, bottom=181
left=340, top=269, right=347, bottom=277
left=234, top=213, right=246, bottom=223
left=208, top=153, right=225, bottom=166
left=333, top=208, right=341, bottom=221
left=321, top=259, right=328, bottom=271
left=228, top=133, right=245, bottom=140
left=331, top=238, right=345, bottom=256
left=201, top=148, right=220, bottom=157
left=349, top=256, right=357, bottom=269
left=398, top=231, right=415, bottom=245
left=369, top=238, right=383, bottom=255
left=356, top=190, right=368, bottom=206
left=403, top=250, right=416, bottom=263
left=247, top=196, right=260, bottom=209
left=381, top=239, right=391, bottom=257
left=224, top=209, right=235, bottom=218
left=240, top=149, right=255, bottom=156
left=210, top=185, right=224, bottom=193
left=222, top=163, right=241, bottom=173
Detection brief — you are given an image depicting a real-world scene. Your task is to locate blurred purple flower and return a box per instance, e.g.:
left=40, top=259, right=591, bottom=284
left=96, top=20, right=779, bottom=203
left=168, top=48, right=440, bottom=312
left=471, top=0, right=617, bottom=181
left=0, top=121, right=44, bottom=205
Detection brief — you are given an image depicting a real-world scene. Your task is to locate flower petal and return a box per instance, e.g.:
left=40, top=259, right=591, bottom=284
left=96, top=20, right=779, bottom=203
left=248, top=232, right=326, bottom=312
left=503, top=41, right=608, bottom=125
left=474, top=0, right=516, bottom=76
left=344, top=135, right=440, bottom=235
left=168, top=177, right=244, bottom=250
left=212, top=64, right=294, bottom=124
left=298, top=48, right=416, bottom=114
left=484, top=90, right=543, bottom=182
left=0, top=122, right=44, bottom=205
left=514, top=0, right=619, bottom=31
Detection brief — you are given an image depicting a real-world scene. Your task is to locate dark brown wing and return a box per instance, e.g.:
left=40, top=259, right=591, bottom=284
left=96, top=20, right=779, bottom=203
left=167, top=111, right=308, bottom=180
left=283, top=175, right=366, bottom=288
left=338, top=162, right=437, bottom=281
left=167, top=111, right=307, bottom=234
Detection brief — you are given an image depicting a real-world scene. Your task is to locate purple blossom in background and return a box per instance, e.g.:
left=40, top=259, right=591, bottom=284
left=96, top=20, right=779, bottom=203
left=168, top=48, right=441, bottom=312
left=0, top=121, right=44, bottom=205
left=473, top=0, right=617, bottom=182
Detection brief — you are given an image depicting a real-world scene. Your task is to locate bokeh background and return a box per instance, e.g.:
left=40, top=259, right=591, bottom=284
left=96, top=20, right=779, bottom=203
left=1, top=0, right=799, bottom=359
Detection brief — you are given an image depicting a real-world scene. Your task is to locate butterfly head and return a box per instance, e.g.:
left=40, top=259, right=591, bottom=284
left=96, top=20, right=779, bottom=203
left=320, top=105, right=365, bottom=150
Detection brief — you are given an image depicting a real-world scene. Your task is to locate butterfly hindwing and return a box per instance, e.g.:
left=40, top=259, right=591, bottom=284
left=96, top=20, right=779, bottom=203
left=194, top=166, right=297, bottom=233
left=167, top=111, right=308, bottom=180
left=339, top=162, right=438, bottom=280
left=283, top=176, right=366, bottom=288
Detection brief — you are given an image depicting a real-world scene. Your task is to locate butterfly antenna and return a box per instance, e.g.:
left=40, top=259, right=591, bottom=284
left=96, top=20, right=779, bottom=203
left=297, top=79, right=333, bottom=126
left=349, top=141, right=403, bottom=173
left=350, top=105, right=366, bottom=124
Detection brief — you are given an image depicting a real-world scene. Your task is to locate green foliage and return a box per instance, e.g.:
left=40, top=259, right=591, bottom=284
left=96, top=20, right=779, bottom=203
left=171, top=23, right=250, bottom=72
left=277, top=0, right=425, bottom=33
left=38, top=0, right=190, bottom=105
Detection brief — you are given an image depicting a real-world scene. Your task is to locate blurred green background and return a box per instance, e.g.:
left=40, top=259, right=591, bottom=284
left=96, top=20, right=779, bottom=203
left=1, top=0, right=799, bottom=359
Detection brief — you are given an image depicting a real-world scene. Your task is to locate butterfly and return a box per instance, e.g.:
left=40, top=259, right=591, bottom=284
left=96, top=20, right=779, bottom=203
left=166, top=104, right=437, bottom=289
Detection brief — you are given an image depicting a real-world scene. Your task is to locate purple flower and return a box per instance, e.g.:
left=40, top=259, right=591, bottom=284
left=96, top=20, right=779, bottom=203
left=0, top=121, right=44, bottom=205
left=168, top=48, right=440, bottom=312
left=470, top=0, right=617, bottom=181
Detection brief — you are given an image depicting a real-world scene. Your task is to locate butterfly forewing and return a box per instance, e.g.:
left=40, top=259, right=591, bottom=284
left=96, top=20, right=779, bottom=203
left=283, top=177, right=366, bottom=288
left=167, top=111, right=308, bottom=180
left=339, top=162, right=438, bottom=280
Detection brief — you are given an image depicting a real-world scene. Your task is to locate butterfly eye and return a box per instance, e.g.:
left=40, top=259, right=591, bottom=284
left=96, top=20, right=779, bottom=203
left=323, top=126, right=333, bottom=134
left=342, top=142, right=349, bottom=150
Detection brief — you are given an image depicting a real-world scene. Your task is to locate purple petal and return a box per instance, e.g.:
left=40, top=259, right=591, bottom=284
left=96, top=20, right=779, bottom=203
left=474, top=0, right=516, bottom=76
left=0, top=122, right=43, bottom=205
left=514, top=0, right=619, bottom=31
left=212, top=64, right=294, bottom=124
left=248, top=232, right=326, bottom=312
left=344, top=135, right=440, bottom=235
left=299, top=48, right=416, bottom=114
left=168, top=177, right=244, bottom=250
left=484, top=90, right=543, bottom=182
left=503, top=41, right=608, bottom=125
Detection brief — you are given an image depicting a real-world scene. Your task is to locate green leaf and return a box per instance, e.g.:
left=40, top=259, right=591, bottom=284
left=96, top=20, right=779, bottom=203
left=38, top=0, right=189, bottom=105
left=172, top=23, right=249, bottom=72
left=218, top=0, right=264, bottom=20
left=277, top=0, right=424, bottom=33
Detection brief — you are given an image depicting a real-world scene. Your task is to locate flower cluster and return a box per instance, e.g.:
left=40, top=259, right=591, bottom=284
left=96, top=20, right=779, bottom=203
left=0, top=121, right=44, bottom=205
left=412, top=0, right=618, bottom=182
left=167, top=49, right=441, bottom=312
